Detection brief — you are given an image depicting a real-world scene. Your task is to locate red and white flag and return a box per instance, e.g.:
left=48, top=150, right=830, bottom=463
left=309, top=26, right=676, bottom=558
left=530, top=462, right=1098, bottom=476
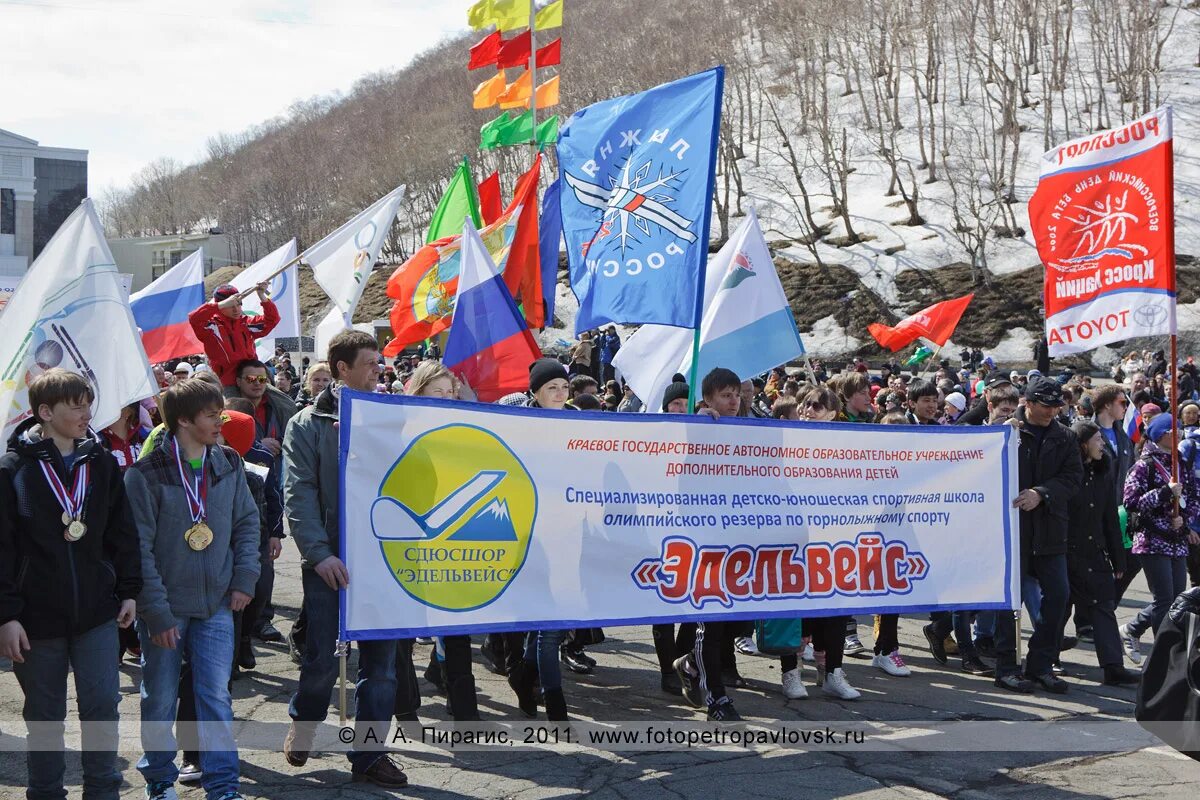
left=868, top=294, right=974, bottom=353
left=1030, top=107, right=1175, bottom=356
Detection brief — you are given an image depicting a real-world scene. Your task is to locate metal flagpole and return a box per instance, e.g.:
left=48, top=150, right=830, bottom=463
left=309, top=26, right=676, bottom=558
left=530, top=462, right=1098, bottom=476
left=232, top=252, right=306, bottom=301
left=337, top=639, right=349, bottom=726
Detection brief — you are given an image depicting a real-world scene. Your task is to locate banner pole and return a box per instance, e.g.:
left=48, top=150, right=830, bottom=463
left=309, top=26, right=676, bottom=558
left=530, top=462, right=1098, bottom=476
left=1015, top=609, right=1023, bottom=665
left=231, top=252, right=306, bottom=301
left=686, top=328, right=702, bottom=412
left=337, top=639, right=348, bottom=726
left=1167, top=110, right=1180, bottom=507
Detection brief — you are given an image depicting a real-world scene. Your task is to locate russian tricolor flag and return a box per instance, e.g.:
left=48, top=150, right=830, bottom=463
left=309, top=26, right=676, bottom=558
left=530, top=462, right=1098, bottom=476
left=444, top=220, right=541, bottom=403
left=130, top=249, right=206, bottom=363
left=1123, top=398, right=1142, bottom=444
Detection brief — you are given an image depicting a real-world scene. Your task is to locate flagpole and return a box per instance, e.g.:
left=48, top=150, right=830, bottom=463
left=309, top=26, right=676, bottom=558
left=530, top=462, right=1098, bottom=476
left=1167, top=123, right=1180, bottom=507
left=231, top=252, right=306, bottom=301
left=528, top=1, right=537, bottom=154
left=686, top=67, right=725, bottom=413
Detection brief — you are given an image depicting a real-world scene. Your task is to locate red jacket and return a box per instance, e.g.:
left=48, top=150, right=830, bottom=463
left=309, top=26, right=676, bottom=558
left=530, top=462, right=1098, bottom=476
left=188, top=300, right=280, bottom=385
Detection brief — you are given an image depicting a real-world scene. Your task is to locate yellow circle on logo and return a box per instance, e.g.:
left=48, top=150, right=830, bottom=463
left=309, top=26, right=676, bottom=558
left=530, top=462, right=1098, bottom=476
left=371, top=424, right=536, bottom=611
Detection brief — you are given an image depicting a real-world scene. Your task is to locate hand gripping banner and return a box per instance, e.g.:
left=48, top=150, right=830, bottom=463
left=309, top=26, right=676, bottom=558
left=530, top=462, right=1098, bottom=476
left=338, top=392, right=1019, bottom=639
left=1029, top=106, right=1175, bottom=356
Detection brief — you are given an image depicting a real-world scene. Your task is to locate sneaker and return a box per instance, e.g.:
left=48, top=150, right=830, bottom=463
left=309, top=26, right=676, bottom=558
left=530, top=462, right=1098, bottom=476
left=943, top=635, right=959, bottom=656
left=145, top=782, right=178, bottom=800
left=1028, top=672, right=1069, bottom=694
left=1051, top=661, right=1066, bottom=676
left=734, top=636, right=760, bottom=657
left=801, top=642, right=815, bottom=662
left=352, top=754, right=409, bottom=788
left=1103, top=665, right=1141, bottom=686
left=1120, top=623, right=1144, bottom=666
left=872, top=649, right=911, bottom=677
left=782, top=667, right=808, bottom=699
left=994, top=673, right=1035, bottom=693
left=571, top=648, right=598, bottom=669
left=283, top=722, right=313, bottom=767
left=415, top=636, right=434, bottom=645
left=707, top=698, right=743, bottom=722
left=660, top=672, right=684, bottom=696
left=560, top=648, right=594, bottom=674
left=254, top=622, right=284, bottom=643
left=822, top=667, right=861, bottom=700
left=844, top=633, right=866, bottom=656
left=923, top=624, right=948, bottom=665
left=673, top=654, right=703, bottom=708
left=960, top=655, right=994, bottom=676
left=177, top=762, right=202, bottom=784
left=1076, top=625, right=1095, bottom=644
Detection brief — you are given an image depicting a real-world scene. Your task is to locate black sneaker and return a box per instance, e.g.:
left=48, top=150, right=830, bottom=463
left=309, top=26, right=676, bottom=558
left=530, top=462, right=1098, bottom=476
left=255, top=622, right=284, bottom=643
left=660, top=672, right=684, bottom=696
left=960, top=655, right=994, bottom=676
left=673, top=654, right=703, bottom=708
left=923, top=624, right=948, bottom=665
left=1051, top=661, right=1066, bottom=676
left=568, top=647, right=597, bottom=669
left=560, top=648, right=593, bottom=674
left=994, top=673, right=1035, bottom=693
left=707, top=699, right=743, bottom=723
left=1028, top=672, right=1069, bottom=694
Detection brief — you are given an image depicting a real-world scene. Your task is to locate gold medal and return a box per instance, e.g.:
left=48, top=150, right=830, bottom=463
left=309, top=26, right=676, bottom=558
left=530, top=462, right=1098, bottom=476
left=62, top=511, right=72, bottom=526
left=64, top=520, right=86, bottom=541
left=185, top=522, right=213, bottom=551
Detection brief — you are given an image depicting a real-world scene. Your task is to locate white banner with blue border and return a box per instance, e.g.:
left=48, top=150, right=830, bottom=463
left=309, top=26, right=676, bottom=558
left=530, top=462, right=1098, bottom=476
left=339, top=391, right=1019, bottom=640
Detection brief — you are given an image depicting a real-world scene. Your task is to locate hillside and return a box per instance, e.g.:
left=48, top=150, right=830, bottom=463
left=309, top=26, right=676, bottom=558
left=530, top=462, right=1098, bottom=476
left=108, top=0, right=1200, bottom=363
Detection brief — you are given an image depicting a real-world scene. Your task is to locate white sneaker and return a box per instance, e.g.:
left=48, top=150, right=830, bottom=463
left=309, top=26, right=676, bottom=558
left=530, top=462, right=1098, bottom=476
left=822, top=667, right=861, bottom=700
left=416, top=636, right=434, bottom=645
left=844, top=633, right=866, bottom=656
left=1120, top=623, right=1143, bottom=666
left=801, top=642, right=815, bottom=662
left=872, top=649, right=912, bottom=677
left=734, top=636, right=760, bottom=657
left=781, top=667, right=808, bottom=699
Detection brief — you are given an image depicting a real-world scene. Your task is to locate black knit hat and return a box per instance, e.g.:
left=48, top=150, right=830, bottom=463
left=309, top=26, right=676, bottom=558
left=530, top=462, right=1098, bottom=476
left=662, top=381, right=690, bottom=412
left=528, top=358, right=568, bottom=394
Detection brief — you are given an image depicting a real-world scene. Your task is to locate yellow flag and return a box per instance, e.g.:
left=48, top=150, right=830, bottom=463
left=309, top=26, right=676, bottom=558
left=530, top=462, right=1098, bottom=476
left=467, top=0, right=492, bottom=29
left=472, top=73, right=507, bottom=109
left=498, top=70, right=532, bottom=109
left=493, top=0, right=531, bottom=31
left=525, top=75, right=560, bottom=109
left=534, top=0, right=562, bottom=30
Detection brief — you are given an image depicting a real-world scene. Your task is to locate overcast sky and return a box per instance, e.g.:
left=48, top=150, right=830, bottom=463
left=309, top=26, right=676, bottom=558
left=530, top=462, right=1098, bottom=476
left=2, top=0, right=467, bottom=193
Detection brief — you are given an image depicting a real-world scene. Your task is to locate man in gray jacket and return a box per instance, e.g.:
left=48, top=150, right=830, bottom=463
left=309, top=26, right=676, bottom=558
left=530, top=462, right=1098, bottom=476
left=125, top=378, right=260, bottom=800
left=282, top=330, right=408, bottom=788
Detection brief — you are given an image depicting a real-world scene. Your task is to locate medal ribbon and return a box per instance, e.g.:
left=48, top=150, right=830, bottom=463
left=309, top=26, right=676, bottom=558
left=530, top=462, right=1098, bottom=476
left=40, top=460, right=88, bottom=520
left=173, top=438, right=208, bottom=524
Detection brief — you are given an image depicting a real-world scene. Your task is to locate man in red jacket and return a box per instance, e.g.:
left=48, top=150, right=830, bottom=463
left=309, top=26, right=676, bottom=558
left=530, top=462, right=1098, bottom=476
left=188, top=283, right=279, bottom=386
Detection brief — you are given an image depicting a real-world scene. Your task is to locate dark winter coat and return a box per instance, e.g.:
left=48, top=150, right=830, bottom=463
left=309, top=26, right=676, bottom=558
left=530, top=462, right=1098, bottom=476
left=1014, top=406, right=1083, bottom=564
left=1088, top=413, right=1135, bottom=509
left=0, top=419, right=142, bottom=639
left=1066, top=453, right=1127, bottom=575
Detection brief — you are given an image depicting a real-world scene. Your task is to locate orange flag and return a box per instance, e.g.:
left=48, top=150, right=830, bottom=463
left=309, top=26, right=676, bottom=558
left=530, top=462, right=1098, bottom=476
left=525, top=75, right=559, bottom=109
left=472, top=72, right=507, bottom=109
left=497, top=70, right=532, bottom=109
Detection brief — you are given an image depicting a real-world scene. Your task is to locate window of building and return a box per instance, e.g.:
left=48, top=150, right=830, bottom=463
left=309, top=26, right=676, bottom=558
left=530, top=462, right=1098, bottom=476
left=0, top=188, right=13, bottom=235
left=32, top=158, right=87, bottom=257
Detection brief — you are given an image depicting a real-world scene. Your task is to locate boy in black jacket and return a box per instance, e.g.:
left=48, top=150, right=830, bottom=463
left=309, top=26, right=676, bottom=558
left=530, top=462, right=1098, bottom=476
left=0, top=368, right=142, bottom=800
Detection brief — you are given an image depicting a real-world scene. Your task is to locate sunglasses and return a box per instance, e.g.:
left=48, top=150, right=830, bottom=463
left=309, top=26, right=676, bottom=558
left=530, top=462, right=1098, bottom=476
left=805, top=400, right=827, bottom=410
left=240, top=375, right=269, bottom=384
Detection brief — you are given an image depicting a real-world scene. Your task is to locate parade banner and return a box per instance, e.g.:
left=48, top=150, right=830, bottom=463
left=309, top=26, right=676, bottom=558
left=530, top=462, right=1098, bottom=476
left=339, top=392, right=1019, bottom=639
left=1029, top=106, right=1175, bottom=356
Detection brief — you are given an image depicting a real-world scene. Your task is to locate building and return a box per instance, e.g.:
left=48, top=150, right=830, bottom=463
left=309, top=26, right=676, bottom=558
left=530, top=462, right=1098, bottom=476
left=107, top=231, right=237, bottom=293
left=0, top=128, right=88, bottom=277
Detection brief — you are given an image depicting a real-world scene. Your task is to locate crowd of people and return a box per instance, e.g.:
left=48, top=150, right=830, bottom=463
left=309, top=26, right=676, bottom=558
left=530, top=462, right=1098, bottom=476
left=1, top=281, right=1198, bottom=798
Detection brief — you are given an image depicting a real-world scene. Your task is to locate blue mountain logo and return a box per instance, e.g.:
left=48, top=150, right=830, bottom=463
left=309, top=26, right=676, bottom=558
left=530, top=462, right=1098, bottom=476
left=446, top=498, right=519, bottom=542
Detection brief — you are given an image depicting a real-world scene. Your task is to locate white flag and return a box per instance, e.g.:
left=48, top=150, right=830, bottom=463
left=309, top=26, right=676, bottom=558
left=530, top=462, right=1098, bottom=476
left=231, top=238, right=300, bottom=358
left=313, top=305, right=376, bottom=364
left=613, top=210, right=802, bottom=412
left=304, top=185, right=406, bottom=318
left=1, top=200, right=157, bottom=440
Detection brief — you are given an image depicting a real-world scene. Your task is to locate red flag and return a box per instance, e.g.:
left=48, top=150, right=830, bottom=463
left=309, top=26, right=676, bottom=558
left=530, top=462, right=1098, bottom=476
left=478, top=171, right=502, bottom=225
left=468, top=31, right=501, bottom=70
left=868, top=294, right=974, bottom=352
left=1030, top=107, right=1175, bottom=356
left=497, top=30, right=532, bottom=69
left=501, top=154, right=544, bottom=328
left=534, top=37, right=561, bottom=68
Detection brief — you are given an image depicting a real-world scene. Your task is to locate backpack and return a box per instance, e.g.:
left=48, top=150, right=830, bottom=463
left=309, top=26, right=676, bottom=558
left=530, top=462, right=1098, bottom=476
left=754, top=618, right=804, bottom=655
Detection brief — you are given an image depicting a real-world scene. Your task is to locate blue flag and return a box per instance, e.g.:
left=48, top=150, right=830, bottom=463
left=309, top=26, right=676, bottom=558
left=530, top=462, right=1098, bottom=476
left=558, top=67, right=724, bottom=333
left=538, top=177, right=562, bottom=325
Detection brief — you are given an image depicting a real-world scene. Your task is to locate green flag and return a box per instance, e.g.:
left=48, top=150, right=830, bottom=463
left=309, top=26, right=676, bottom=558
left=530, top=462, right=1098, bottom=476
left=498, top=110, right=534, bottom=146
left=480, top=111, right=512, bottom=150
left=425, top=158, right=482, bottom=243
left=535, top=115, right=559, bottom=145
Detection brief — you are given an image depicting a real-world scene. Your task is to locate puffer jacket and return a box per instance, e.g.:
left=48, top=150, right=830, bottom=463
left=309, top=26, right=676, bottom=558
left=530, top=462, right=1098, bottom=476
left=0, top=419, right=142, bottom=639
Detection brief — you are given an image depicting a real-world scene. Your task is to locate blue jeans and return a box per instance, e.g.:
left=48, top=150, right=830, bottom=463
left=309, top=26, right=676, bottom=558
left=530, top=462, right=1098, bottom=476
left=137, top=609, right=238, bottom=800
left=1128, top=553, right=1188, bottom=638
left=1021, top=574, right=1043, bottom=626
left=523, top=629, right=565, bottom=692
left=973, top=611, right=996, bottom=641
left=288, top=568, right=398, bottom=772
left=13, top=620, right=120, bottom=800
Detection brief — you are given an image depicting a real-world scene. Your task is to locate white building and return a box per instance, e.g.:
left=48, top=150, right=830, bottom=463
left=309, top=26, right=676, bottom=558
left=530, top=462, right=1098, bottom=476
left=0, top=128, right=88, bottom=277
left=107, top=231, right=237, bottom=292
